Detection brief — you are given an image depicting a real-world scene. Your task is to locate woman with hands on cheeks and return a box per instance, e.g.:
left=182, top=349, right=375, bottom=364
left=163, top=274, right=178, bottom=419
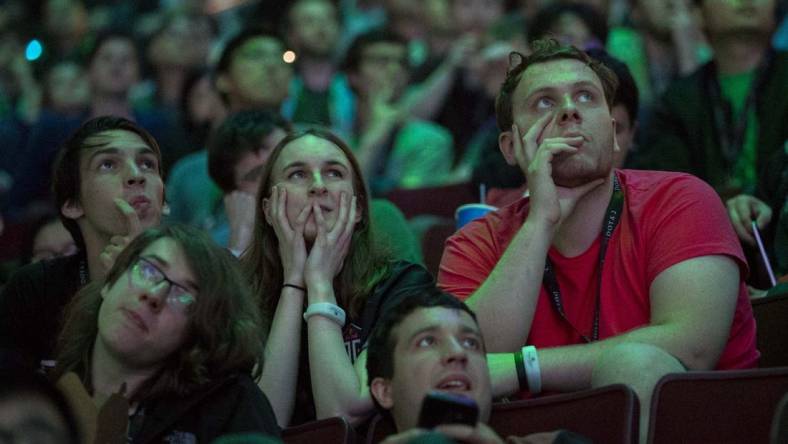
left=243, top=128, right=434, bottom=427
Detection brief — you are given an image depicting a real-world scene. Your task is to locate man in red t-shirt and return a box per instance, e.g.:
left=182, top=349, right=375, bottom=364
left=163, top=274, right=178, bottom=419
left=437, top=39, right=758, bottom=442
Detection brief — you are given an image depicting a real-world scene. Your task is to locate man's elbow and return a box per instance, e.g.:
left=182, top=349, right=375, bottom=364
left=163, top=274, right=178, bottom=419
left=680, top=344, right=724, bottom=371
left=315, top=397, right=374, bottom=425
left=315, top=406, right=372, bottom=427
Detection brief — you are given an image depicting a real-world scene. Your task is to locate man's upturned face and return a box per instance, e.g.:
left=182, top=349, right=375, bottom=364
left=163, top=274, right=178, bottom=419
left=63, top=130, right=164, bottom=243
left=700, top=0, right=775, bottom=37
left=509, top=58, right=616, bottom=187
left=372, top=307, right=492, bottom=432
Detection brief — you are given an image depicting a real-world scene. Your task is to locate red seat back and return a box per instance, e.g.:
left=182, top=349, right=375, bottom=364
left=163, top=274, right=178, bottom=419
left=366, top=384, right=638, bottom=443
left=648, top=367, right=788, bottom=443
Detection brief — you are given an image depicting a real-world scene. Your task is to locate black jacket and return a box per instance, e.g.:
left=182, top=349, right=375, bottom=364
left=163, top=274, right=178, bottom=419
left=131, top=373, right=280, bottom=443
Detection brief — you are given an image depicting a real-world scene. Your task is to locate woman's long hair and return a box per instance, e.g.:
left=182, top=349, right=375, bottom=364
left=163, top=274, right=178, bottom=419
left=52, top=225, right=265, bottom=401
left=242, top=128, right=392, bottom=323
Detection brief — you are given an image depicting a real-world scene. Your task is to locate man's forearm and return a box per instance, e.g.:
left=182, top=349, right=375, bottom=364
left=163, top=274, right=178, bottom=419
left=488, top=319, right=724, bottom=398
left=465, top=217, right=555, bottom=352
left=538, top=321, right=724, bottom=392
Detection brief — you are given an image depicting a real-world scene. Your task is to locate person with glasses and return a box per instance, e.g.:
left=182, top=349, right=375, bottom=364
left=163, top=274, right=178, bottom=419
left=341, top=29, right=455, bottom=195
left=437, top=39, right=757, bottom=442
left=51, top=224, right=279, bottom=443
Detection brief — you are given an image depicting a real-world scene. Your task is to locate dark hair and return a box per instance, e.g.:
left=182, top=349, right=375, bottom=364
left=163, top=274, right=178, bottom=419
left=241, top=128, right=392, bottom=322
left=52, top=225, right=265, bottom=401
left=87, top=30, right=138, bottom=66
left=586, top=49, right=639, bottom=123
left=527, top=2, right=609, bottom=47
left=365, top=288, right=478, bottom=410
left=0, top=370, right=81, bottom=444
left=495, top=38, right=619, bottom=132
left=207, top=109, right=292, bottom=193
left=341, top=29, right=408, bottom=73
left=52, top=116, right=163, bottom=250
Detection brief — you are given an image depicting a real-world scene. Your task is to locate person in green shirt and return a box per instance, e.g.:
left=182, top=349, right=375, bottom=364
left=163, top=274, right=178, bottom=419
left=638, top=0, right=787, bottom=287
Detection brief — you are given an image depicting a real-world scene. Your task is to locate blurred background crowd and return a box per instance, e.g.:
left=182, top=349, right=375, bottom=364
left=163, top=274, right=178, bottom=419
left=1, top=0, right=787, bottom=288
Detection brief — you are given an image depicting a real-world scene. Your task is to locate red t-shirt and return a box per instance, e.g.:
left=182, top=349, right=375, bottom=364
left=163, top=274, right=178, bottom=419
left=438, top=170, right=759, bottom=369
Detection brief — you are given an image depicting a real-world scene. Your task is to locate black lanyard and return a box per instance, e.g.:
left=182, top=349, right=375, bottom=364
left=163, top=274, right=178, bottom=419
left=705, top=50, right=773, bottom=167
left=541, top=175, right=624, bottom=343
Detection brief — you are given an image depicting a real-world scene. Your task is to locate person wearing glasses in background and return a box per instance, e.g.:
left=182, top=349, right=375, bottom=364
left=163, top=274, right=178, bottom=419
left=51, top=225, right=279, bottom=443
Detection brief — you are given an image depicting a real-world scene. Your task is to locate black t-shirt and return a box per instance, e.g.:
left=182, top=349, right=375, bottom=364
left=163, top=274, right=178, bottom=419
left=130, top=373, right=281, bottom=443
left=289, top=260, right=435, bottom=426
left=0, top=252, right=86, bottom=372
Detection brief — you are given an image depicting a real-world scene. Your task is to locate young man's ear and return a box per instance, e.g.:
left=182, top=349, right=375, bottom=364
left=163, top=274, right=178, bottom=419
left=370, top=377, right=394, bottom=410
left=61, top=199, right=84, bottom=220
left=498, top=129, right=519, bottom=167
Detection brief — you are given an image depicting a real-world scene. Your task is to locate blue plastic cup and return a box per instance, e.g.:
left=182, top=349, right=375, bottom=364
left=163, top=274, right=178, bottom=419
left=455, top=203, right=497, bottom=229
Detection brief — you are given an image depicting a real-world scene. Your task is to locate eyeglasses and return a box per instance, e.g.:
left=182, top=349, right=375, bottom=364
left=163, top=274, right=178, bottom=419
left=130, top=257, right=196, bottom=312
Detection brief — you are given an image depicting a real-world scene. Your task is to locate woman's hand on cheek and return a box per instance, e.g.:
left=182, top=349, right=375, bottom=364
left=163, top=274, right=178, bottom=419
left=304, top=193, right=358, bottom=299
left=270, top=186, right=310, bottom=286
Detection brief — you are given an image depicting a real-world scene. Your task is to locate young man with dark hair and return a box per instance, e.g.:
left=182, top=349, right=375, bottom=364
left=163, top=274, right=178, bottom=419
left=366, top=288, right=501, bottom=442
left=638, top=0, right=788, bottom=286
left=167, top=27, right=294, bottom=232
left=438, top=39, right=757, bottom=442
left=206, top=109, right=290, bottom=252
left=366, top=289, right=588, bottom=443
left=0, top=116, right=165, bottom=373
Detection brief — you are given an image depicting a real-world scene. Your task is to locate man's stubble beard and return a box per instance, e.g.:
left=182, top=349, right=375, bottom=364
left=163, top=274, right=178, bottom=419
left=551, top=144, right=613, bottom=189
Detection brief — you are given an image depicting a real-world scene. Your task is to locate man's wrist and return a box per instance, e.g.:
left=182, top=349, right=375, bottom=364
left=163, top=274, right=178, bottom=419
left=523, top=214, right=558, bottom=238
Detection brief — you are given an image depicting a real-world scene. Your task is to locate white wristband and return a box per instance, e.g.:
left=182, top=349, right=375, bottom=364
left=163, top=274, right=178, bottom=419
left=523, top=345, right=541, bottom=395
left=303, top=302, right=346, bottom=327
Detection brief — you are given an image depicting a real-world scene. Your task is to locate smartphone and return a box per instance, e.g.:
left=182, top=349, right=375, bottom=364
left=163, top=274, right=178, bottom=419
left=417, top=391, right=479, bottom=429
